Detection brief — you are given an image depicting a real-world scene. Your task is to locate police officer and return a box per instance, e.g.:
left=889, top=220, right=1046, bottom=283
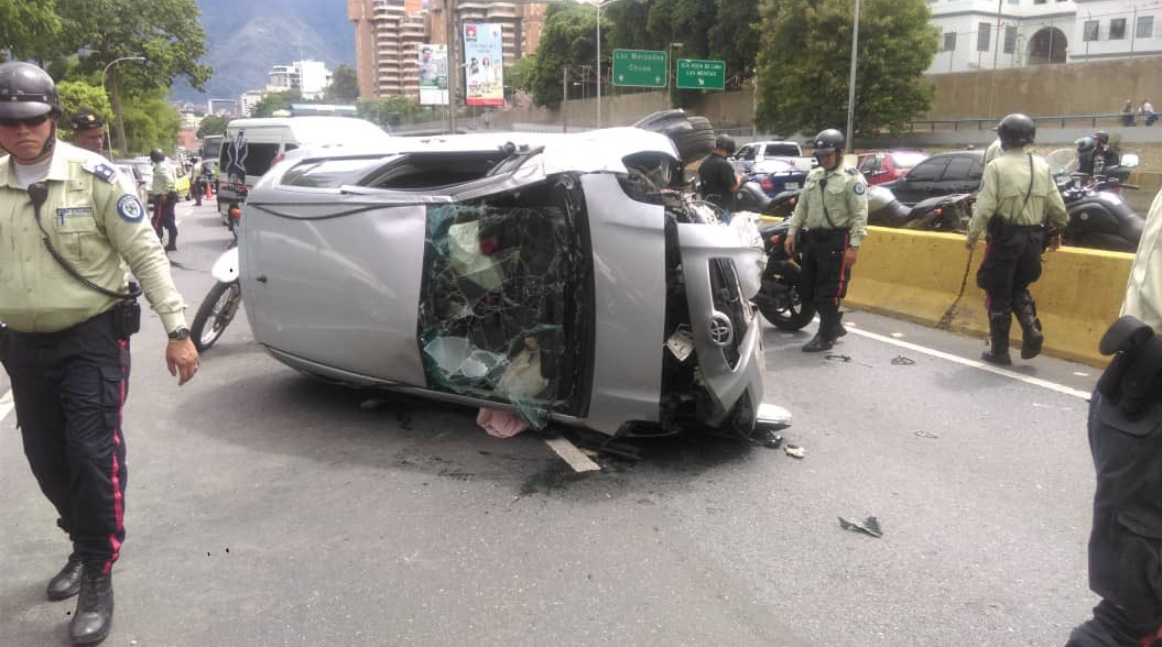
left=149, top=148, right=178, bottom=251
left=1065, top=188, right=1162, bottom=646
left=784, top=128, right=869, bottom=352
left=0, top=62, right=198, bottom=646
left=983, top=136, right=1003, bottom=167
left=70, top=110, right=105, bottom=156
left=1092, top=131, right=1121, bottom=177
left=699, top=135, right=743, bottom=219
left=965, top=113, right=1068, bottom=365
left=190, top=156, right=204, bottom=207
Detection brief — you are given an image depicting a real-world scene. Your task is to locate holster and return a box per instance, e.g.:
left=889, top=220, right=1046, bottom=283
left=1097, top=316, right=1162, bottom=420
left=112, top=282, right=142, bottom=340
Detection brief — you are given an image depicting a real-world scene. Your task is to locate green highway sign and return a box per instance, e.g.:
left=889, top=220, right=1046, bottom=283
left=677, top=59, right=726, bottom=91
left=612, top=49, right=667, bottom=88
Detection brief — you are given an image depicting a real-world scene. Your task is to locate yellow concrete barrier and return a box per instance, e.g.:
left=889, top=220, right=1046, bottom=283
left=844, top=227, right=973, bottom=328
left=846, top=226, right=1134, bottom=366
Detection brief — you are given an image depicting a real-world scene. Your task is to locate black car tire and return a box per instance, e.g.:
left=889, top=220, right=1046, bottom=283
left=672, top=128, right=717, bottom=163
left=191, top=281, right=241, bottom=352
left=757, top=261, right=816, bottom=331
left=633, top=109, right=690, bottom=131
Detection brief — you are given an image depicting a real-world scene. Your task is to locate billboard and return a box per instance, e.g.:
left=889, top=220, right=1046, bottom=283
left=463, top=23, right=504, bottom=107
left=418, top=43, right=449, bottom=106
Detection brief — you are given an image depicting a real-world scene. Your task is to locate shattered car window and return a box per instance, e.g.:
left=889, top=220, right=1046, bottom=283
left=281, top=157, right=392, bottom=188
left=417, top=178, right=590, bottom=428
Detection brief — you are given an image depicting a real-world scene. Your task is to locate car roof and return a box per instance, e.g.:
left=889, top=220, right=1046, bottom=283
left=920, top=150, right=984, bottom=161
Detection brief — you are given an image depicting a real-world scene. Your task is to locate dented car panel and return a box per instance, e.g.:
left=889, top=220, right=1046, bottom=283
left=238, top=130, right=785, bottom=437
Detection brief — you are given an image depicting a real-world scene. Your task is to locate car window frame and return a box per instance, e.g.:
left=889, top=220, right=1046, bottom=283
left=940, top=155, right=976, bottom=182
left=905, top=156, right=950, bottom=182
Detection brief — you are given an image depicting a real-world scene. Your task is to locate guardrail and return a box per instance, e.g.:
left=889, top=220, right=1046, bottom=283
left=906, top=114, right=1138, bottom=132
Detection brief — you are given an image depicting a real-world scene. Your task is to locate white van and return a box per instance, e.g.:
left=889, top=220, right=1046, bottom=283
left=217, top=116, right=391, bottom=221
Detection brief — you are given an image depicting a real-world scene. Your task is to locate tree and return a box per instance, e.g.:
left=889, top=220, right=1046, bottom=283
left=197, top=114, right=231, bottom=139
left=708, top=0, right=760, bottom=79
left=505, top=55, right=538, bottom=93
left=326, top=64, right=359, bottom=102
left=56, top=80, right=112, bottom=137
left=54, top=0, right=212, bottom=153
left=755, top=0, right=938, bottom=138
left=0, top=0, right=62, bottom=60
left=528, top=4, right=600, bottom=107
left=120, top=92, right=181, bottom=156
left=357, top=96, right=421, bottom=128
left=250, top=90, right=300, bottom=119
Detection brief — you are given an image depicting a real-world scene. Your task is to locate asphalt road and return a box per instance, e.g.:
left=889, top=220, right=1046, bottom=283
left=1, top=198, right=1104, bottom=646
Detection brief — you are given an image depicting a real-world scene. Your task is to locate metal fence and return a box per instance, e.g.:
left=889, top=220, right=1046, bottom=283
left=905, top=113, right=1142, bottom=132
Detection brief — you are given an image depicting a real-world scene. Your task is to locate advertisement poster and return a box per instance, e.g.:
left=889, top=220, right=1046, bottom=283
left=462, top=23, right=504, bottom=107
left=417, top=43, right=448, bottom=106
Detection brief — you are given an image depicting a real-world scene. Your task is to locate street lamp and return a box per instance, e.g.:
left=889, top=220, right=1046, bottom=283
left=102, top=55, right=146, bottom=155
left=591, top=0, right=648, bottom=129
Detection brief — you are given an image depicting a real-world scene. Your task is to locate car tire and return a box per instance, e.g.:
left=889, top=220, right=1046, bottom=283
left=671, top=128, right=718, bottom=164
left=633, top=109, right=690, bottom=132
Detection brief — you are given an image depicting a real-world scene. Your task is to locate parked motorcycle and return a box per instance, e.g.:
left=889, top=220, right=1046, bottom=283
left=190, top=246, right=242, bottom=352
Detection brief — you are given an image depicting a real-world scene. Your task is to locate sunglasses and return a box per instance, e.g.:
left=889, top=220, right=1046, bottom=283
left=0, top=114, right=51, bottom=129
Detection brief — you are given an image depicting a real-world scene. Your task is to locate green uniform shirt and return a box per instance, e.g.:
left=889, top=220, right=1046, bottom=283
left=1122, top=188, right=1162, bottom=332
left=967, top=148, right=1068, bottom=244
left=151, top=159, right=175, bottom=195
left=787, top=163, right=870, bottom=247
left=0, top=141, right=187, bottom=334
left=983, top=139, right=1003, bottom=167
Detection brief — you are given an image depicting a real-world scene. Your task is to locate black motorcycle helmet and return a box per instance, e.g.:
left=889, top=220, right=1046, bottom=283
left=1076, top=136, right=1095, bottom=153
left=995, top=113, right=1035, bottom=150
left=70, top=109, right=104, bottom=132
left=0, top=62, right=62, bottom=158
left=715, top=134, right=736, bottom=155
left=1093, top=130, right=1110, bottom=145
left=812, top=129, right=846, bottom=167
left=149, top=148, right=165, bottom=163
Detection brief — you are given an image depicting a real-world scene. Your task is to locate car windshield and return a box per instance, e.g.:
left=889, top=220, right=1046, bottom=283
left=763, top=144, right=800, bottom=157
left=891, top=152, right=928, bottom=169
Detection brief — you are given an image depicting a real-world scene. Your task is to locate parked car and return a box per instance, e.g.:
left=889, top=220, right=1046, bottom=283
left=746, top=159, right=810, bottom=197
left=236, top=128, right=789, bottom=438
left=217, top=116, right=393, bottom=226
left=883, top=150, right=984, bottom=205
left=734, top=140, right=814, bottom=173
left=127, top=157, right=153, bottom=188
left=173, top=161, right=192, bottom=200
left=856, top=150, right=929, bottom=186
left=113, top=161, right=150, bottom=206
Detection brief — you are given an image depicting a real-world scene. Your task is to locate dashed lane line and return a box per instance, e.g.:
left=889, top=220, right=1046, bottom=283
left=844, top=327, right=1093, bottom=401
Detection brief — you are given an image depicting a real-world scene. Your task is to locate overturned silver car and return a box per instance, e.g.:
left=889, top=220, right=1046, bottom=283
left=238, top=127, right=789, bottom=437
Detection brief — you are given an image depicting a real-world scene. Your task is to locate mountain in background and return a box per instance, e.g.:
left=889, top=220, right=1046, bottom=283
left=172, top=0, right=355, bottom=103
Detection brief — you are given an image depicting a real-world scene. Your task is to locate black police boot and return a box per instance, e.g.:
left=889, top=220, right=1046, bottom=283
left=803, top=307, right=837, bottom=353
left=1012, top=292, right=1044, bottom=360
left=833, top=311, right=848, bottom=338
left=981, top=313, right=1013, bottom=366
left=47, top=555, right=83, bottom=601
left=69, top=565, right=113, bottom=646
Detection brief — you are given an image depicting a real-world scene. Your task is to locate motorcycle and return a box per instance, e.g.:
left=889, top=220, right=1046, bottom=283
left=1046, top=149, right=1144, bottom=252
left=190, top=246, right=242, bottom=352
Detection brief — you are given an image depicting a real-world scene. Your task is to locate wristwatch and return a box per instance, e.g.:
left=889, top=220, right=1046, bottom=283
left=168, top=327, right=191, bottom=341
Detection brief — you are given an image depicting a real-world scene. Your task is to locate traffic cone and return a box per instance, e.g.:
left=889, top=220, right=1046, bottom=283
left=204, top=183, right=212, bottom=199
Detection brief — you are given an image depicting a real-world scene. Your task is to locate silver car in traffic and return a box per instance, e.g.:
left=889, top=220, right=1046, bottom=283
left=238, top=128, right=788, bottom=437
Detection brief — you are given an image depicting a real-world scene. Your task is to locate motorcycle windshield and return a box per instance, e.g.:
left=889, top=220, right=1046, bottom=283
left=1045, top=149, right=1079, bottom=175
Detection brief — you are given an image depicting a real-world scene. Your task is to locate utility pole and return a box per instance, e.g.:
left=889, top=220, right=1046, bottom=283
left=845, top=0, right=861, bottom=150
left=445, top=0, right=457, bottom=134
left=562, top=66, right=568, bottom=133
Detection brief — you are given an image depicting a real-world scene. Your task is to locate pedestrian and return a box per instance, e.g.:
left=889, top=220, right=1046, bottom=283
left=1092, top=131, right=1121, bottom=177
left=698, top=134, right=743, bottom=222
left=190, top=155, right=204, bottom=207
left=70, top=110, right=105, bottom=156
left=149, top=148, right=178, bottom=251
left=783, top=128, right=869, bottom=352
left=0, top=62, right=198, bottom=646
left=965, top=113, right=1068, bottom=365
left=1064, top=187, right=1162, bottom=646
left=1122, top=99, right=1136, bottom=127
left=1139, top=99, right=1158, bottom=126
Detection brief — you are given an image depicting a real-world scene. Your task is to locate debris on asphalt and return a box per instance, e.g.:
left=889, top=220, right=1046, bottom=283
left=891, top=332, right=905, bottom=339
left=784, top=444, right=806, bottom=459
left=891, top=355, right=916, bottom=366
left=825, top=354, right=872, bottom=367
left=476, top=408, right=529, bottom=438
left=914, top=430, right=939, bottom=439
left=839, top=516, right=883, bottom=538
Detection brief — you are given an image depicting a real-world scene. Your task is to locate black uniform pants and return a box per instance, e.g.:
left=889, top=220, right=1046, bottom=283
left=800, top=228, right=852, bottom=308
left=1066, top=391, right=1162, bottom=646
left=976, top=223, right=1044, bottom=317
left=0, top=310, right=129, bottom=572
left=152, top=191, right=178, bottom=248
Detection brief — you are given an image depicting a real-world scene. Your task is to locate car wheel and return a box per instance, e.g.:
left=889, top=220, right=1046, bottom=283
left=671, top=128, right=717, bottom=164
left=633, top=109, right=690, bottom=132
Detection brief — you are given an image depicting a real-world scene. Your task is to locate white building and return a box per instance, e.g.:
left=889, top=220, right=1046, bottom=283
left=927, top=0, right=1162, bottom=74
left=266, top=60, right=334, bottom=100
left=240, top=90, right=266, bottom=117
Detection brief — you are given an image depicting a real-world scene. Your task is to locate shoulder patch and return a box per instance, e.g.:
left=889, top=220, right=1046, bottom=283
left=853, top=183, right=865, bottom=196
left=82, top=160, right=118, bottom=184
left=117, top=194, right=145, bottom=223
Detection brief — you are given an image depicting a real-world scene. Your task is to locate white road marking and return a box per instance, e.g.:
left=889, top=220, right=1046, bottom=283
left=543, top=437, right=602, bottom=473
left=0, top=389, right=12, bottom=424
left=845, top=327, right=1093, bottom=401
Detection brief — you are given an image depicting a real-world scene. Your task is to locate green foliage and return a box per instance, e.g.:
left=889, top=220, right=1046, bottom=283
left=0, top=0, right=61, bottom=60
left=54, top=0, right=212, bottom=95
left=197, top=114, right=231, bottom=139
left=250, top=90, right=301, bottom=119
left=327, top=64, right=359, bottom=102
left=529, top=3, right=599, bottom=107
left=120, top=93, right=182, bottom=156
left=708, top=0, right=761, bottom=77
left=56, top=81, right=112, bottom=136
left=356, top=96, right=422, bottom=128
left=755, top=0, right=939, bottom=138
left=505, top=55, right=538, bottom=93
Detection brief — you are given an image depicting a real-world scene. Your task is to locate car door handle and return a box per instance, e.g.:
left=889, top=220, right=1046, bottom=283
left=256, top=275, right=268, bottom=283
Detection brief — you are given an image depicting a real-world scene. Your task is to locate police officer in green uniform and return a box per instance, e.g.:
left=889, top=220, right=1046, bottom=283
left=0, top=62, right=199, bottom=646
left=70, top=110, right=106, bottom=156
left=783, top=128, right=869, bottom=352
left=983, top=137, right=1003, bottom=168
left=1066, top=188, right=1162, bottom=646
left=966, top=113, right=1068, bottom=366
left=149, top=148, right=178, bottom=251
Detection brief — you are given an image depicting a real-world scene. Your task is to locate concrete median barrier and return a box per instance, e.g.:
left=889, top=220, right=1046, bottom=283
left=845, top=226, right=1133, bottom=366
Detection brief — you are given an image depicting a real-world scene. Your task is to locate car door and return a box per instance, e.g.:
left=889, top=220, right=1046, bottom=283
left=938, top=154, right=978, bottom=195
left=894, top=156, right=949, bottom=205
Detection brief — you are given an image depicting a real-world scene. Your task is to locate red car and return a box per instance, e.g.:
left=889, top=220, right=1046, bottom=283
left=856, top=150, right=929, bottom=186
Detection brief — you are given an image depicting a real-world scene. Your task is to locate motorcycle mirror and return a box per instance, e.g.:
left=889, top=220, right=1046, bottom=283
left=1122, top=153, right=1140, bottom=169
